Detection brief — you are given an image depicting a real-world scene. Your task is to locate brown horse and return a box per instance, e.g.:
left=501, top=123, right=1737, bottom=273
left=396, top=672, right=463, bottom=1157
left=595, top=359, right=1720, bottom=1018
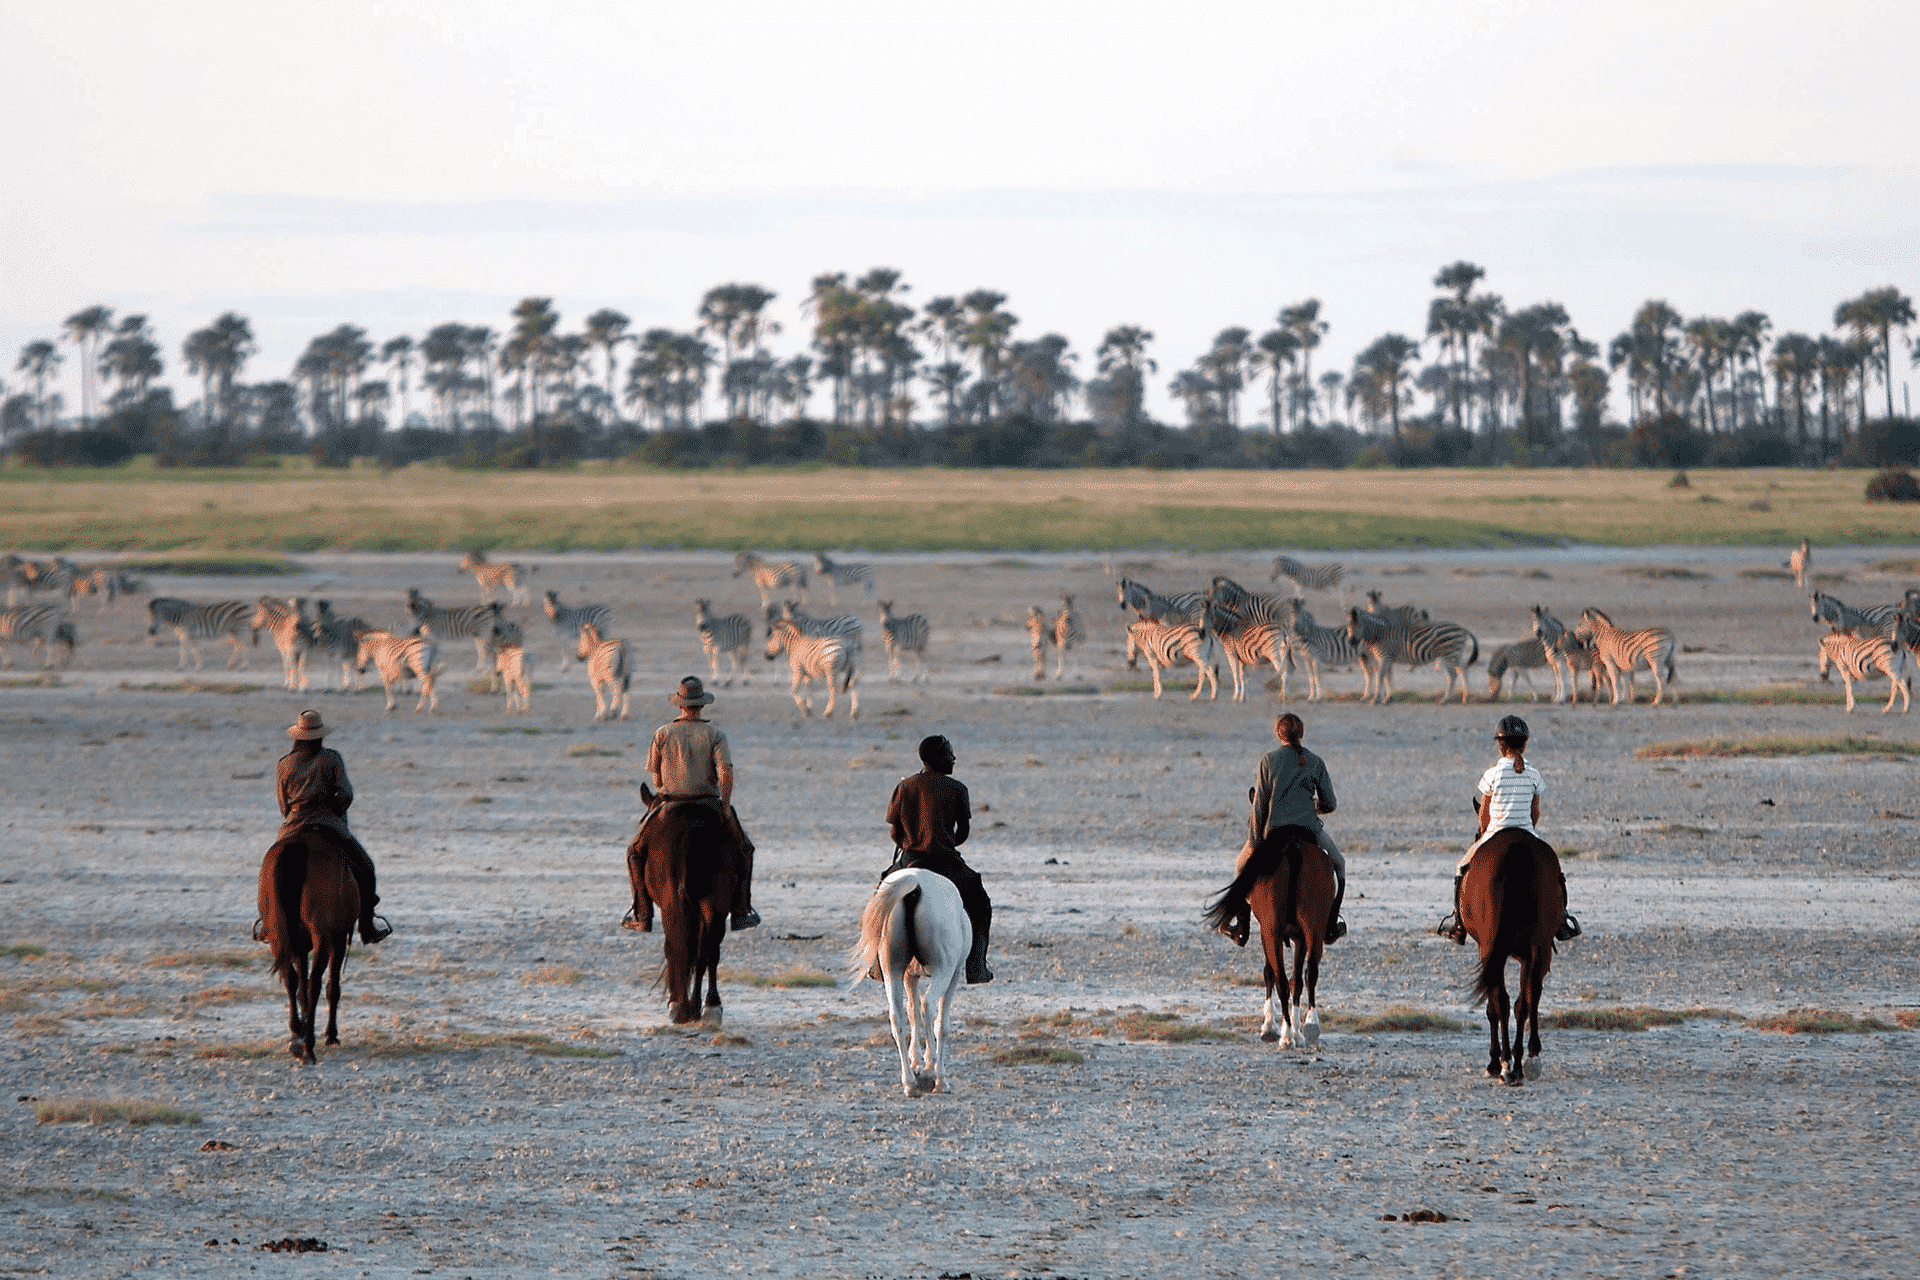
left=632, top=785, right=738, bottom=1025
left=257, top=829, right=359, bottom=1064
left=1204, top=823, right=1337, bottom=1048
left=1459, top=827, right=1567, bottom=1086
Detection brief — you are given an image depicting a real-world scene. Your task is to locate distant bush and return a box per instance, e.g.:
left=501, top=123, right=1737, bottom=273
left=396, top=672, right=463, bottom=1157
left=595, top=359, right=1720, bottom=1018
left=11, top=428, right=135, bottom=467
left=1631, top=414, right=1708, bottom=468
left=1847, top=417, right=1920, bottom=467
left=1865, top=469, right=1919, bottom=502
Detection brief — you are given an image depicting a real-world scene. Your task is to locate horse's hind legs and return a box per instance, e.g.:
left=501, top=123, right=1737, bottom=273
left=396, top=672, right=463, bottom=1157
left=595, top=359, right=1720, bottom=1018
left=282, top=962, right=306, bottom=1062
left=322, top=945, right=344, bottom=1047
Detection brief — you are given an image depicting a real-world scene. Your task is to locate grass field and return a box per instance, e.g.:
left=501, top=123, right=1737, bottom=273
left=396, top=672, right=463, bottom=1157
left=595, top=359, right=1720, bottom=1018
left=2, top=458, right=1914, bottom=551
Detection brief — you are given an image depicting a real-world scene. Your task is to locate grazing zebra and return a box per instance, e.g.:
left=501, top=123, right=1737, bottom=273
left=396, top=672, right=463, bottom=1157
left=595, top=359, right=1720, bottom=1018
left=1283, top=603, right=1376, bottom=702
left=355, top=630, right=442, bottom=714
left=1787, top=539, right=1812, bottom=589
left=146, top=597, right=251, bottom=670
left=575, top=622, right=631, bottom=721
left=695, top=599, right=753, bottom=687
left=1486, top=637, right=1554, bottom=702
left=494, top=640, right=535, bottom=714
left=1124, top=618, right=1220, bottom=701
left=0, top=604, right=77, bottom=669
left=774, top=601, right=862, bottom=651
left=1116, top=577, right=1207, bottom=626
left=1576, top=607, right=1678, bottom=706
left=1270, top=555, right=1346, bottom=593
left=308, top=600, right=370, bottom=693
left=1345, top=608, right=1479, bottom=704
left=1818, top=628, right=1912, bottom=714
left=877, top=600, right=931, bottom=683
left=251, top=596, right=313, bottom=692
left=544, top=589, right=614, bottom=666
left=734, top=552, right=808, bottom=609
left=1206, top=576, right=1294, bottom=625
left=1809, top=591, right=1900, bottom=641
left=1050, top=594, right=1082, bottom=681
left=1026, top=606, right=1051, bottom=679
left=812, top=552, right=877, bottom=605
left=456, top=550, right=532, bottom=606
left=406, top=589, right=504, bottom=672
left=765, top=618, right=859, bottom=718
left=1, top=555, right=34, bottom=605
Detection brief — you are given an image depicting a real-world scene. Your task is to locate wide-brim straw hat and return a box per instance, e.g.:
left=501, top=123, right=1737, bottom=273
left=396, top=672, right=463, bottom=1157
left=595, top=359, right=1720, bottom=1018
left=669, top=676, right=715, bottom=707
left=287, top=709, right=329, bottom=740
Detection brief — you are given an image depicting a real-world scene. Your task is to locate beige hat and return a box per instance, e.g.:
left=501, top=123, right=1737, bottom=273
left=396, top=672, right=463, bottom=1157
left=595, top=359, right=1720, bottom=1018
left=286, top=709, right=329, bottom=740
left=669, top=676, right=714, bottom=708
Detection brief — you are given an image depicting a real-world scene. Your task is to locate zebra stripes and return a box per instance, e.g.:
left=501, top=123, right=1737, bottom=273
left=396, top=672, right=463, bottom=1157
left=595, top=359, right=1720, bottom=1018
left=146, top=597, right=251, bottom=670
left=308, top=600, right=370, bottom=693
left=68, top=567, right=139, bottom=610
left=1283, top=603, right=1376, bottom=702
left=406, top=589, right=503, bottom=672
left=575, top=622, right=631, bottom=721
left=1026, top=606, right=1051, bottom=679
left=1809, top=591, right=1900, bottom=641
left=1576, top=607, right=1678, bottom=706
left=0, top=604, right=76, bottom=669
left=457, top=551, right=532, bottom=606
left=1818, top=628, right=1912, bottom=714
left=1116, top=577, right=1207, bottom=626
left=1206, top=609, right=1288, bottom=703
left=251, top=597, right=313, bottom=692
left=773, top=601, right=863, bottom=651
left=878, top=600, right=931, bottom=683
left=1270, top=555, right=1346, bottom=592
left=355, top=630, right=442, bottom=714
left=1124, top=618, right=1220, bottom=701
left=695, top=598, right=753, bottom=687
left=1486, top=637, right=1553, bottom=702
left=494, top=641, right=535, bottom=714
left=545, top=589, right=615, bottom=666
left=1363, top=589, right=1429, bottom=626
left=1206, top=576, right=1294, bottom=625
left=812, top=552, right=877, bottom=605
left=734, top=552, right=808, bottom=609
left=1050, top=595, right=1082, bottom=681
left=1345, top=607, right=1479, bottom=704
left=765, top=618, right=859, bottom=718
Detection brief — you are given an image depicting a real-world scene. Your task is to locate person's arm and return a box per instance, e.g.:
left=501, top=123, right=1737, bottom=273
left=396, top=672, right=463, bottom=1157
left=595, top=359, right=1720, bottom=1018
left=949, top=781, right=970, bottom=849
left=645, top=729, right=665, bottom=793
left=330, top=753, right=354, bottom=813
left=1247, top=756, right=1274, bottom=847
left=714, top=732, right=734, bottom=806
left=1313, top=759, right=1337, bottom=817
left=1530, top=794, right=1540, bottom=828
left=886, top=780, right=908, bottom=848
left=276, top=757, right=293, bottom=819
left=1477, top=793, right=1492, bottom=836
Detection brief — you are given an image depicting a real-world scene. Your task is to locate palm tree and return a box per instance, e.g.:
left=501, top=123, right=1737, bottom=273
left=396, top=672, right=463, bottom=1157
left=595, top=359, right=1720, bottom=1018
left=1816, top=335, right=1864, bottom=457
left=1168, top=369, right=1215, bottom=426
left=805, top=274, right=857, bottom=425
left=100, top=316, right=163, bottom=408
left=1769, top=332, right=1818, bottom=457
left=959, top=290, right=1017, bottom=421
left=1835, top=286, right=1915, bottom=420
left=1318, top=371, right=1344, bottom=425
left=1277, top=300, right=1328, bottom=427
left=380, top=336, right=415, bottom=428
left=422, top=324, right=471, bottom=431
left=581, top=310, right=628, bottom=425
left=62, top=306, right=113, bottom=427
left=1729, top=310, right=1771, bottom=430
left=917, top=297, right=968, bottom=425
left=1616, top=301, right=1683, bottom=418
left=1094, top=326, right=1156, bottom=432
left=1497, top=304, right=1570, bottom=449
left=15, top=340, right=62, bottom=429
left=1429, top=262, right=1493, bottom=431
left=1202, top=328, right=1252, bottom=427
left=182, top=313, right=253, bottom=430
left=1682, top=317, right=1733, bottom=433
left=1351, top=333, right=1420, bottom=440
left=509, top=298, right=560, bottom=461
left=1250, top=328, right=1300, bottom=435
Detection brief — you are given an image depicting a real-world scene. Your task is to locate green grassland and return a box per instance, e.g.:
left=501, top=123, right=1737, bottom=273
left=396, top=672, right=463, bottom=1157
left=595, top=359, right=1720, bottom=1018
left=3, top=458, right=1914, bottom=552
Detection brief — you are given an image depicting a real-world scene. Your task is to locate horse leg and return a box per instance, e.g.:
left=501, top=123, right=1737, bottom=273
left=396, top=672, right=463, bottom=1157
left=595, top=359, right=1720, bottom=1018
left=297, top=951, right=320, bottom=1064
left=1259, top=958, right=1280, bottom=1042
left=700, top=915, right=724, bottom=1026
left=1286, top=935, right=1308, bottom=1048
left=886, top=966, right=919, bottom=1097
left=1506, top=960, right=1531, bottom=1086
left=1526, top=949, right=1548, bottom=1062
left=322, top=936, right=344, bottom=1047
left=281, top=953, right=305, bottom=1061
left=1301, top=938, right=1323, bottom=1047
left=1483, top=968, right=1504, bottom=1079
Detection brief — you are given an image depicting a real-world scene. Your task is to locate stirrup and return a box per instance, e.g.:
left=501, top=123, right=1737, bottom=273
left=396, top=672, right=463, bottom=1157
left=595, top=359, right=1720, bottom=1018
left=621, top=906, right=651, bottom=933
left=966, top=966, right=994, bottom=985
left=360, top=914, right=392, bottom=944
left=1325, top=917, right=1347, bottom=944
left=1555, top=912, right=1581, bottom=941
left=251, top=918, right=267, bottom=943
left=1216, top=917, right=1249, bottom=948
left=729, top=907, right=761, bottom=930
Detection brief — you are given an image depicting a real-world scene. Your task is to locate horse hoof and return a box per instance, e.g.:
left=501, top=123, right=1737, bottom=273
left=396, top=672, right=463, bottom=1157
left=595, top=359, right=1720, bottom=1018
left=1504, top=1073, right=1525, bottom=1087
left=915, top=1072, right=940, bottom=1094
left=1259, top=1029, right=1280, bottom=1043
left=1485, top=1063, right=1503, bottom=1079
left=324, top=1034, right=339, bottom=1046
left=700, top=1007, right=723, bottom=1029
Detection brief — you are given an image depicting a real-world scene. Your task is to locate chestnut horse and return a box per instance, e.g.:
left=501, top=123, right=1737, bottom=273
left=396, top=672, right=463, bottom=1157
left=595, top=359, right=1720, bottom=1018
left=632, top=785, right=738, bottom=1025
left=1459, top=827, right=1567, bottom=1086
left=257, top=829, right=359, bottom=1064
left=1204, top=823, right=1337, bottom=1048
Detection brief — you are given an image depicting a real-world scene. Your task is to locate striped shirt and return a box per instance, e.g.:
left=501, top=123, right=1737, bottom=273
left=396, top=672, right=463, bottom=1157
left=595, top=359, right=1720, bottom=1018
left=1478, top=759, right=1544, bottom=833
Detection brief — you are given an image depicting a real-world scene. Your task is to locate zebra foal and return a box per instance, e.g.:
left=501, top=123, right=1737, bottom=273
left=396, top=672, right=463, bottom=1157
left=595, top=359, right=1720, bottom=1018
left=765, top=618, right=858, bottom=718
left=1817, top=628, right=1911, bottom=714
left=1026, top=606, right=1052, bottom=679
left=695, top=599, right=753, bottom=687
left=1787, top=539, right=1812, bottom=589
left=1050, top=595, right=1082, bottom=681
left=493, top=635, right=535, bottom=714
left=146, top=597, right=251, bottom=670
left=734, top=552, right=808, bottom=609
left=813, top=552, right=877, bottom=605
left=457, top=550, right=532, bottom=606
left=355, top=630, right=442, bottom=714
left=877, top=600, right=930, bottom=683
left=1576, top=608, right=1677, bottom=706
left=575, top=623, right=631, bottom=721
left=0, top=604, right=77, bottom=669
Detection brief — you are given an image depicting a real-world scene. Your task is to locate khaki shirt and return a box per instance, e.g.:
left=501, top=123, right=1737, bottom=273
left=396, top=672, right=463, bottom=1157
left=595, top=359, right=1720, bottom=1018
left=278, top=747, right=354, bottom=836
left=888, top=772, right=971, bottom=858
left=647, top=719, right=731, bottom=798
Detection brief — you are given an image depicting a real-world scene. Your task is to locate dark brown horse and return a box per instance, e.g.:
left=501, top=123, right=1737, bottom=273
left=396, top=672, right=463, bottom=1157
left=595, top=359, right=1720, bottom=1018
left=1204, top=823, right=1337, bottom=1048
left=632, top=785, right=738, bottom=1025
left=1459, top=827, right=1567, bottom=1086
left=257, top=829, right=359, bottom=1064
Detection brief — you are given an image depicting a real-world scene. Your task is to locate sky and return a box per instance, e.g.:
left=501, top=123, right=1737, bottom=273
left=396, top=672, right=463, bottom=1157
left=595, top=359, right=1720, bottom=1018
left=3, top=0, right=1918, bottom=425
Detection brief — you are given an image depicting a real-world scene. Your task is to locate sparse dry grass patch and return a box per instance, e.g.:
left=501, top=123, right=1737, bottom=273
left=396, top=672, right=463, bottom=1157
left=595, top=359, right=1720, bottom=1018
left=520, top=964, right=586, bottom=985
left=1680, top=686, right=1847, bottom=706
left=566, top=744, right=622, bottom=757
left=116, top=555, right=301, bottom=576
left=193, top=1042, right=278, bottom=1060
left=720, top=966, right=837, bottom=989
left=1638, top=736, right=1920, bottom=759
left=118, top=680, right=261, bottom=695
left=1323, top=1006, right=1469, bottom=1034
left=35, top=1098, right=201, bottom=1126
left=993, top=685, right=1100, bottom=697
left=1894, top=1010, right=1919, bottom=1029
left=180, top=983, right=263, bottom=1009
left=0, top=987, right=38, bottom=1014
left=70, top=993, right=153, bottom=1020
left=1, top=943, right=50, bottom=959
left=357, top=1030, right=619, bottom=1058
left=150, top=951, right=256, bottom=970
left=1753, top=1009, right=1896, bottom=1034
left=1542, top=1006, right=1689, bottom=1032
left=992, top=1045, right=1085, bottom=1065
left=16, top=1014, right=67, bottom=1035
left=1107, top=1011, right=1239, bottom=1043
left=1615, top=565, right=1712, bottom=580
left=0, top=674, right=62, bottom=689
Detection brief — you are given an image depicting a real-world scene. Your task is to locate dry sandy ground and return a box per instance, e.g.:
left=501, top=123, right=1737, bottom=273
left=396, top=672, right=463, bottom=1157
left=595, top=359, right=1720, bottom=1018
left=3, top=546, right=1918, bottom=1278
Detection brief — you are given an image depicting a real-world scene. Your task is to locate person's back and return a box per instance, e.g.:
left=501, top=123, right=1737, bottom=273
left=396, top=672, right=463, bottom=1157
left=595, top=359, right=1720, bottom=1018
left=885, top=735, right=991, bottom=984
left=271, top=710, right=389, bottom=945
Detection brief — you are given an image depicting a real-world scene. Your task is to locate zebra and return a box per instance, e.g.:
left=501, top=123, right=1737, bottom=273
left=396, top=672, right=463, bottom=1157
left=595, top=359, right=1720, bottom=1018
left=1486, top=637, right=1555, bottom=702
left=68, top=567, right=139, bottom=611
left=494, top=639, right=535, bottom=714
left=765, top=618, right=858, bottom=719
left=308, top=600, right=371, bottom=693
left=877, top=600, right=930, bottom=683
left=1575, top=607, right=1678, bottom=706
left=250, top=596, right=313, bottom=692
left=1787, top=539, right=1812, bottom=589
left=1206, top=576, right=1294, bottom=625
left=0, top=604, right=77, bottom=669
left=1, top=555, right=35, bottom=605
left=812, top=552, right=877, bottom=605
left=1283, top=603, right=1376, bottom=703
left=1270, top=555, right=1346, bottom=593
left=355, top=630, right=442, bottom=715
left=1026, top=606, right=1052, bottom=679
left=544, top=589, right=614, bottom=666
left=1818, top=628, right=1912, bottom=714
left=1345, top=608, right=1479, bottom=704
left=1050, top=594, right=1082, bottom=681
left=456, top=550, right=532, bottom=606
left=575, top=622, right=631, bottom=721
left=1363, top=589, right=1429, bottom=625
left=1205, top=605, right=1288, bottom=702
left=1124, top=619, right=1220, bottom=701
left=1116, top=577, right=1206, bottom=626
left=1809, top=590, right=1899, bottom=641
left=773, top=601, right=862, bottom=651
left=695, top=598, right=753, bottom=687
left=146, top=597, right=251, bottom=670
left=734, top=552, right=808, bottom=609
left=406, top=589, right=504, bottom=672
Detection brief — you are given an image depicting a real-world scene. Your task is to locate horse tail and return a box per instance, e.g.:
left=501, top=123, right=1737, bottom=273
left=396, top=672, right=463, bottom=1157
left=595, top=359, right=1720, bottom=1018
left=1201, top=826, right=1301, bottom=934
left=259, top=834, right=308, bottom=982
left=850, top=872, right=922, bottom=981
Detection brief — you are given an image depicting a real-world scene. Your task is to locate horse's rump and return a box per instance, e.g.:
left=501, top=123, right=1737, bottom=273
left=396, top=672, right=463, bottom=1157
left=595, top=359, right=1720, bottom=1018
left=850, top=868, right=968, bottom=981
left=1202, top=823, right=1324, bottom=935
left=1464, top=828, right=1563, bottom=1003
left=257, top=830, right=358, bottom=980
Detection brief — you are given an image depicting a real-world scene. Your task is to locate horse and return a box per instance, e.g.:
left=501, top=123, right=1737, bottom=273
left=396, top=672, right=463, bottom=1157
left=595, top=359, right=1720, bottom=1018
left=632, top=784, right=738, bottom=1025
left=850, top=868, right=970, bottom=1097
left=1458, top=827, right=1567, bottom=1086
left=1203, top=822, right=1336, bottom=1049
left=256, top=829, right=359, bottom=1064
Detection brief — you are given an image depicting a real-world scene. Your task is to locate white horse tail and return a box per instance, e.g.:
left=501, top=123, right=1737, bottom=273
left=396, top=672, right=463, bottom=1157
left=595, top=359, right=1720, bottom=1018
left=850, top=872, right=921, bottom=981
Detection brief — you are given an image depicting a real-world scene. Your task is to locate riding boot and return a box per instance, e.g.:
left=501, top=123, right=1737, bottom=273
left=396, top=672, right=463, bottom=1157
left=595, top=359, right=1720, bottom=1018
left=343, top=835, right=390, bottom=944
left=624, top=841, right=653, bottom=932
left=727, top=805, right=759, bottom=930
left=1325, top=874, right=1347, bottom=945
left=1554, top=871, right=1580, bottom=940
left=1437, top=873, right=1467, bottom=944
left=963, top=896, right=993, bottom=984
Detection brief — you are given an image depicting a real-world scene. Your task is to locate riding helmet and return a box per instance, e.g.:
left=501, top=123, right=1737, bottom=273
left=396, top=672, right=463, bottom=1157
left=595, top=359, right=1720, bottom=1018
left=1495, top=714, right=1530, bottom=741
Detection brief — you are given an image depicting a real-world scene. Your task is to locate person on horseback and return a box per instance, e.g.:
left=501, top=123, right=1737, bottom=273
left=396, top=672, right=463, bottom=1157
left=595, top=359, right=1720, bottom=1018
left=624, top=676, right=759, bottom=933
left=1437, top=714, right=1579, bottom=944
left=1219, top=713, right=1346, bottom=947
left=884, top=734, right=992, bottom=984
left=273, top=710, right=390, bottom=945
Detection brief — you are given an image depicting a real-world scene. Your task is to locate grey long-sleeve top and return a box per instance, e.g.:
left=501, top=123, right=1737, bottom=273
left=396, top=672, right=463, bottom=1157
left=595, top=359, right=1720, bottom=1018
left=1247, top=745, right=1337, bottom=845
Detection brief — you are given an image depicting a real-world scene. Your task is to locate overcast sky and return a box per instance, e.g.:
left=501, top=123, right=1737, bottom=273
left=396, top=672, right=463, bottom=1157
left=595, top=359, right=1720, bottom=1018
left=4, top=0, right=1917, bottom=424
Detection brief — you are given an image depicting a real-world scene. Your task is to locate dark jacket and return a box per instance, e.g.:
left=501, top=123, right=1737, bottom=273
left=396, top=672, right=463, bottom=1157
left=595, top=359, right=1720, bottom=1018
left=887, top=772, right=971, bottom=860
left=1247, top=745, right=1336, bottom=846
left=277, top=746, right=354, bottom=838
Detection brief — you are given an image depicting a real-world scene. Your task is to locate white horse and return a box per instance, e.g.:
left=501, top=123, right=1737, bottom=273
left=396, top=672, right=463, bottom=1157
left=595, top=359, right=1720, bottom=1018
left=850, top=869, right=970, bottom=1098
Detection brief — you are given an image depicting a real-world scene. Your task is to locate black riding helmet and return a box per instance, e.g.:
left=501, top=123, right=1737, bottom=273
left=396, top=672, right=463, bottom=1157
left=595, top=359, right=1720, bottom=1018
left=1495, top=714, right=1530, bottom=742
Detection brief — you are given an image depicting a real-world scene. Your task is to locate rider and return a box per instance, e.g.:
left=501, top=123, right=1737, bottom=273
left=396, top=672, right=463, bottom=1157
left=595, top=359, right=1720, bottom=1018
left=1218, top=712, right=1346, bottom=947
left=885, top=734, right=992, bottom=984
left=624, top=676, right=759, bottom=933
left=274, top=709, right=390, bottom=945
left=1437, top=714, right=1579, bottom=944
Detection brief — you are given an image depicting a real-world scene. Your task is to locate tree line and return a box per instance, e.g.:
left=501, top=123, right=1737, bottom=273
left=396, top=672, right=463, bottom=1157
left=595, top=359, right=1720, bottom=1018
left=7, top=267, right=1917, bottom=470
